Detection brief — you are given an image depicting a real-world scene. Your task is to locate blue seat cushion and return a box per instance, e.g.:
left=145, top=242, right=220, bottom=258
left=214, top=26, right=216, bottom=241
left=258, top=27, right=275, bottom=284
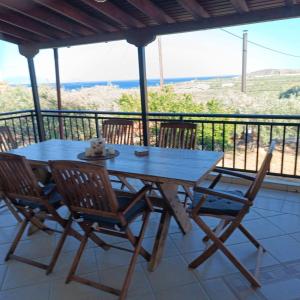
left=13, top=183, right=62, bottom=211
left=80, top=196, right=146, bottom=229
left=193, top=190, right=244, bottom=216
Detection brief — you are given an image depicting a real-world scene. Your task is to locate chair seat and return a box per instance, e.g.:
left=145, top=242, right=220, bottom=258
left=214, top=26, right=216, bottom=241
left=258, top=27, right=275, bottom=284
left=13, top=183, right=62, bottom=211
left=81, top=196, right=146, bottom=229
left=193, top=190, right=244, bottom=216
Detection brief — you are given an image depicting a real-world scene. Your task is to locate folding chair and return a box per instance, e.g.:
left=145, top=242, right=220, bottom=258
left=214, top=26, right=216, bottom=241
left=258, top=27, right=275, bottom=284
left=102, top=119, right=136, bottom=192
left=158, top=122, right=197, bottom=203
left=0, top=153, right=81, bottom=274
left=0, top=125, right=18, bottom=151
left=0, top=126, right=22, bottom=221
left=189, top=142, right=276, bottom=287
left=50, top=160, right=153, bottom=300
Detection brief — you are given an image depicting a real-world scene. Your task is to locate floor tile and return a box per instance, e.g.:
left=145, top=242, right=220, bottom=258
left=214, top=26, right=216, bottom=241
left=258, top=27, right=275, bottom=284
left=267, top=214, right=300, bottom=234
left=281, top=200, right=300, bottom=216
left=95, top=241, right=143, bottom=270
left=202, top=278, right=238, bottom=300
left=142, top=236, right=180, bottom=258
left=285, top=192, right=300, bottom=203
left=256, top=189, right=288, bottom=201
left=0, top=213, right=19, bottom=228
left=260, top=235, right=300, bottom=263
left=49, top=272, right=101, bottom=300
left=0, top=282, right=50, bottom=300
left=242, top=218, right=284, bottom=239
left=254, top=197, right=284, bottom=212
left=1, top=260, right=50, bottom=290
left=99, top=264, right=152, bottom=298
left=260, top=278, right=300, bottom=300
left=142, top=255, right=197, bottom=292
left=170, top=230, right=206, bottom=254
left=155, top=282, right=210, bottom=300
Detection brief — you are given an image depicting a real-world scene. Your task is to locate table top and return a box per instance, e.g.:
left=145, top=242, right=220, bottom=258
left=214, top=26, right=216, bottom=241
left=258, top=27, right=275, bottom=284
left=9, top=139, right=223, bottom=185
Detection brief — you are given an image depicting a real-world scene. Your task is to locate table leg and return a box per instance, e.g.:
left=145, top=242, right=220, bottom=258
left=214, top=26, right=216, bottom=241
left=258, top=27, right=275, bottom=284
left=148, top=183, right=192, bottom=271
left=148, top=209, right=171, bottom=271
left=157, top=183, right=192, bottom=234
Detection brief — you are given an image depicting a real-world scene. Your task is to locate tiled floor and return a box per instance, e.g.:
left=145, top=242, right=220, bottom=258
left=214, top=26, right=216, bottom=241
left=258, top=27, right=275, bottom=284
left=0, top=184, right=300, bottom=300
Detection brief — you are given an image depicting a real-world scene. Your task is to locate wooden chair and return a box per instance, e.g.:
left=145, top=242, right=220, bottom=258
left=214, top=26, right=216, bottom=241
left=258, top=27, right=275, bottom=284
left=158, top=122, right=197, bottom=149
left=0, top=125, right=18, bottom=151
left=49, top=160, right=153, bottom=300
left=0, top=126, right=22, bottom=222
left=103, top=119, right=134, bottom=145
left=103, top=119, right=136, bottom=192
left=0, top=153, right=81, bottom=274
left=158, top=122, right=197, bottom=202
left=188, top=142, right=276, bottom=287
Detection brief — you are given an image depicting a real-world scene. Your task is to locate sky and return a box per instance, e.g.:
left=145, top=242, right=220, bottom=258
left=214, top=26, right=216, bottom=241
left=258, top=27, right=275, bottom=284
left=1, top=17, right=300, bottom=84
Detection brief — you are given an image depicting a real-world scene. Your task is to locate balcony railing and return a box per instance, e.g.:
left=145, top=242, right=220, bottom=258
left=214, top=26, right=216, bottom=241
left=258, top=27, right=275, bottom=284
left=1, top=109, right=299, bottom=179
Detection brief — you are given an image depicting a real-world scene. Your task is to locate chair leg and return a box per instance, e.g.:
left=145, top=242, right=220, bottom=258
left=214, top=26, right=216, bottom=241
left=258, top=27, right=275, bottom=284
left=238, top=224, right=266, bottom=251
left=79, top=222, right=110, bottom=251
left=203, top=220, right=228, bottom=242
left=5, top=219, right=28, bottom=261
left=126, top=228, right=151, bottom=262
left=66, top=232, right=89, bottom=284
left=3, top=198, right=22, bottom=223
left=189, top=215, right=261, bottom=288
left=118, top=176, right=136, bottom=193
left=120, top=211, right=150, bottom=300
left=46, top=217, right=72, bottom=275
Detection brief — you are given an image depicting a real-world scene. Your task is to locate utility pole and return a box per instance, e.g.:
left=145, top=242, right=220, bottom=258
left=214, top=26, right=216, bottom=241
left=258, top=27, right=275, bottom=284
left=158, top=36, right=164, bottom=88
left=241, top=30, right=248, bottom=93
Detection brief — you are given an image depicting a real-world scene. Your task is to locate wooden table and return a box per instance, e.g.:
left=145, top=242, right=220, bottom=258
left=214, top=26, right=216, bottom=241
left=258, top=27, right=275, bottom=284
left=9, top=139, right=223, bottom=270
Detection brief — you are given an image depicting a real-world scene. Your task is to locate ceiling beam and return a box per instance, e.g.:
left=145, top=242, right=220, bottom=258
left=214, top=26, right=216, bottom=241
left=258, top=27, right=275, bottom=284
left=285, top=0, right=297, bottom=6
left=0, top=22, right=47, bottom=42
left=32, top=4, right=300, bottom=50
left=0, top=7, right=69, bottom=40
left=127, top=0, right=175, bottom=24
left=34, top=0, right=117, bottom=32
left=80, top=0, right=145, bottom=28
left=230, top=0, right=249, bottom=13
left=177, top=0, right=210, bottom=19
left=0, top=0, right=93, bottom=37
left=0, top=32, right=26, bottom=44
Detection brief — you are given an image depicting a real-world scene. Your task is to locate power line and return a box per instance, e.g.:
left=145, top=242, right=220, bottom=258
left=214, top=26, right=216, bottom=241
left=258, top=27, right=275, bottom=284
left=220, top=28, right=300, bottom=58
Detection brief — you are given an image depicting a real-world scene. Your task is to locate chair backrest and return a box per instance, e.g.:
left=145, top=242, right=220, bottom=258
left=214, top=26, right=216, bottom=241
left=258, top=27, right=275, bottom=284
left=49, top=161, right=119, bottom=214
left=0, top=153, right=42, bottom=200
left=0, top=126, right=17, bottom=151
left=159, top=122, right=197, bottom=149
left=102, top=119, right=134, bottom=145
left=245, top=141, right=276, bottom=201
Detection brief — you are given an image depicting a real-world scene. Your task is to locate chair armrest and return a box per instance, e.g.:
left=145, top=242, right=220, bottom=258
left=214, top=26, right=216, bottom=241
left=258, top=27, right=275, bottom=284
left=194, top=186, right=251, bottom=205
left=122, top=185, right=153, bottom=214
left=214, top=167, right=255, bottom=181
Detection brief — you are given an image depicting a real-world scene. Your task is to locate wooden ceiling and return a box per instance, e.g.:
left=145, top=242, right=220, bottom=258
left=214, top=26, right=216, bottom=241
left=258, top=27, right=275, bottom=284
left=0, top=0, right=300, bottom=49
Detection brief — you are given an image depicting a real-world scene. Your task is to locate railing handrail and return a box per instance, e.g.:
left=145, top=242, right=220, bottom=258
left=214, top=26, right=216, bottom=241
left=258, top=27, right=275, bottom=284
left=0, top=109, right=34, bottom=117
left=1, top=109, right=300, bottom=120
left=40, top=109, right=300, bottom=120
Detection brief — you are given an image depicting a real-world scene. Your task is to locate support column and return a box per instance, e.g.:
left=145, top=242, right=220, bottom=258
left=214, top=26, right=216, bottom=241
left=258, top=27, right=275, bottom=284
left=241, top=30, right=248, bottom=93
left=19, top=45, right=45, bottom=142
left=126, top=33, right=156, bottom=146
left=53, top=48, right=64, bottom=139
left=137, top=46, right=149, bottom=146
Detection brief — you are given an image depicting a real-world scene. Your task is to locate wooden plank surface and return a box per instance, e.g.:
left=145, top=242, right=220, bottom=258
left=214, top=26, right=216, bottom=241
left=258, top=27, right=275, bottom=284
left=8, top=139, right=223, bottom=185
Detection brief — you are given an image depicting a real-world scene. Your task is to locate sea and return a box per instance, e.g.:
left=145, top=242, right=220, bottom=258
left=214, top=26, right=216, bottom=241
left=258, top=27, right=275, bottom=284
left=43, top=75, right=235, bottom=91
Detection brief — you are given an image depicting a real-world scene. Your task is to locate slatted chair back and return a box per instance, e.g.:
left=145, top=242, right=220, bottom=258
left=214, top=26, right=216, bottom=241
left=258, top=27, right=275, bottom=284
left=49, top=161, right=119, bottom=214
left=0, top=126, right=17, bottom=151
left=158, top=122, right=197, bottom=149
left=102, top=119, right=134, bottom=145
left=0, top=153, right=42, bottom=200
left=245, top=141, right=276, bottom=201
